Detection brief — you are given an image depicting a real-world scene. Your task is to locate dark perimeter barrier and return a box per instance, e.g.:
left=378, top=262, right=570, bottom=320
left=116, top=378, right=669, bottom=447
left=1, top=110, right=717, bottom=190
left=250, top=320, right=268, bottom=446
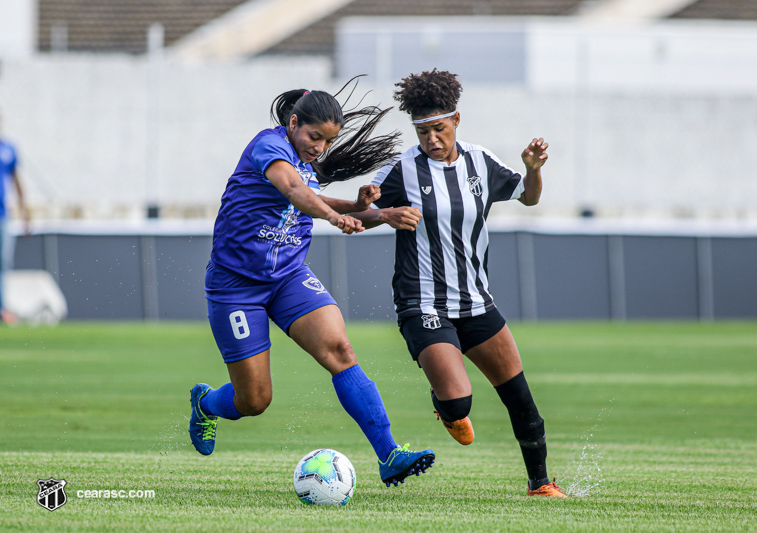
left=11, top=220, right=757, bottom=321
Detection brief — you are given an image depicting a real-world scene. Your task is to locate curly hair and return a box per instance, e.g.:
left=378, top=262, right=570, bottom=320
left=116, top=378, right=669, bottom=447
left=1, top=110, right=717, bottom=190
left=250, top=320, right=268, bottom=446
left=393, top=69, right=463, bottom=118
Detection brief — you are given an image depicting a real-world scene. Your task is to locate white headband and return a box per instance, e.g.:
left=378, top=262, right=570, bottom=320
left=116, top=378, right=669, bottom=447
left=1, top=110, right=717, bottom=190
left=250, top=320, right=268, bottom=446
left=412, top=110, right=457, bottom=124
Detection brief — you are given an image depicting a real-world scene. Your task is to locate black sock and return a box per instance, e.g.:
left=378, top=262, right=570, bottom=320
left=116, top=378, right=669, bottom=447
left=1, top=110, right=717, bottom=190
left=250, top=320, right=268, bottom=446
left=495, top=372, right=549, bottom=485
left=431, top=392, right=472, bottom=422
left=528, top=477, right=551, bottom=491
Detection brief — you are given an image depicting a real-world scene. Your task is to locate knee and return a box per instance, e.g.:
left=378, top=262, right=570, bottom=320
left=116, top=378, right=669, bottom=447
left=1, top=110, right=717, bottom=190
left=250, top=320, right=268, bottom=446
left=432, top=394, right=472, bottom=422
left=235, top=391, right=272, bottom=417
left=326, top=338, right=358, bottom=369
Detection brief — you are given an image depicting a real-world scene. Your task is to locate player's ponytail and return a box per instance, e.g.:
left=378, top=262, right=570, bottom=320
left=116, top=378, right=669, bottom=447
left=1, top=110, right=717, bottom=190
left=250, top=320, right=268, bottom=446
left=270, top=89, right=344, bottom=130
left=269, top=77, right=401, bottom=184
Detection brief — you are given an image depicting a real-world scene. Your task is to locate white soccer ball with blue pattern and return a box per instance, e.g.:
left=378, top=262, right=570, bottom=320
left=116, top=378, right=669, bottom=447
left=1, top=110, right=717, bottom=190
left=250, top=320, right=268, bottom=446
left=293, top=448, right=356, bottom=506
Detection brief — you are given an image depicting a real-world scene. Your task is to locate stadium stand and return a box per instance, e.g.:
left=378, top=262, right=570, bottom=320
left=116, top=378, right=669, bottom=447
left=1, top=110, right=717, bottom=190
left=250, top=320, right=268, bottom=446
left=577, top=0, right=700, bottom=21
left=261, top=0, right=585, bottom=56
left=37, top=0, right=247, bottom=54
left=670, top=0, right=757, bottom=20
left=35, top=0, right=757, bottom=57
left=37, top=0, right=586, bottom=55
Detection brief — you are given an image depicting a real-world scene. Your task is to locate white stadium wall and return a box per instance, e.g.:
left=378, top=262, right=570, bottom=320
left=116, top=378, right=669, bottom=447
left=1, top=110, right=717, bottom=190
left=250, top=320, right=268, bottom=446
left=0, top=55, right=334, bottom=219
left=337, top=17, right=757, bottom=95
left=0, top=18, right=756, bottom=222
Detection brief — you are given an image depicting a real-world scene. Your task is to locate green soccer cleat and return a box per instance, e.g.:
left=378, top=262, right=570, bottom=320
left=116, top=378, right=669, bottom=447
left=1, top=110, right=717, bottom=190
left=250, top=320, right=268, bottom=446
left=378, top=444, right=435, bottom=487
left=189, top=383, right=218, bottom=456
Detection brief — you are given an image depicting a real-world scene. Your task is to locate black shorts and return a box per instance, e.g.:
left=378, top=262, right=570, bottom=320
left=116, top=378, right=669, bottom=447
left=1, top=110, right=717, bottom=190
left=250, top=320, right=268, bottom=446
left=399, top=308, right=507, bottom=366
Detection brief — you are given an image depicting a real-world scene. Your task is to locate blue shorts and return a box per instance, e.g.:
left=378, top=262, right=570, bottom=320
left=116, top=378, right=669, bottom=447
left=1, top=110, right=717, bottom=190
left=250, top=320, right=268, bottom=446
left=205, top=262, right=337, bottom=363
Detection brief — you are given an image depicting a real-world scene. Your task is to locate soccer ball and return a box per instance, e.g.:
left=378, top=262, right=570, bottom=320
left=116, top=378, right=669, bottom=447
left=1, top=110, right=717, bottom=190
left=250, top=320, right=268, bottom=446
left=293, top=449, right=356, bottom=506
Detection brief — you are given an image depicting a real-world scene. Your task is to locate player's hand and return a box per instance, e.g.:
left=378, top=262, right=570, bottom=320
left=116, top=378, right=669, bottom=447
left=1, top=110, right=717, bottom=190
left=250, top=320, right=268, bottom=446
left=329, top=213, right=365, bottom=234
left=380, top=207, right=422, bottom=231
left=354, top=185, right=381, bottom=211
left=521, top=138, right=548, bottom=170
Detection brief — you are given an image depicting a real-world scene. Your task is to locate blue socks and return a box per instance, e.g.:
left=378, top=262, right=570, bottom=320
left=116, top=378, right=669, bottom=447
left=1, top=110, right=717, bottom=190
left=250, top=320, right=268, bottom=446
left=200, top=383, right=242, bottom=420
left=332, top=364, right=398, bottom=462
left=198, top=366, right=398, bottom=462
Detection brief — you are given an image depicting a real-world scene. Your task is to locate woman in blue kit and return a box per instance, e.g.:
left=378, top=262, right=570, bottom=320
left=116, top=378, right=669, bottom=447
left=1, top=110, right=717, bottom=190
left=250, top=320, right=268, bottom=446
left=189, top=84, right=435, bottom=487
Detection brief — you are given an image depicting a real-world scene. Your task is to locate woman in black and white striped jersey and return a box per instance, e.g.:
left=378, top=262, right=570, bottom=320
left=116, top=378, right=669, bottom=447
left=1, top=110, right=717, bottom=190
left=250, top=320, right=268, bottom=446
left=353, top=69, right=565, bottom=497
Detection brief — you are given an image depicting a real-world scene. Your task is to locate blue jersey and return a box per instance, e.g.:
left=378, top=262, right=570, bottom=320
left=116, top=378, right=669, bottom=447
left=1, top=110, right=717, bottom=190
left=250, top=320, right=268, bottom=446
left=209, top=126, right=320, bottom=286
left=0, top=139, right=18, bottom=219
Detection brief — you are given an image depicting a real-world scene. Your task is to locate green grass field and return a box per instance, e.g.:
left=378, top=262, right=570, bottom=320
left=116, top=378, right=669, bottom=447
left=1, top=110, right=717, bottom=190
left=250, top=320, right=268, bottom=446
left=1, top=321, right=756, bottom=532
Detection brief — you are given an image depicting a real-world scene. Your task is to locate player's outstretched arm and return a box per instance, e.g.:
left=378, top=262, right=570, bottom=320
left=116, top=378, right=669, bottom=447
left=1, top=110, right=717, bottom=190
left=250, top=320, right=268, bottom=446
left=351, top=207, right=422, bottom=231
left=519, top=137, right=548, bottom=206
left=321, top=185, right=381, bottom=214
left=266, top=160, right=364, bottom=234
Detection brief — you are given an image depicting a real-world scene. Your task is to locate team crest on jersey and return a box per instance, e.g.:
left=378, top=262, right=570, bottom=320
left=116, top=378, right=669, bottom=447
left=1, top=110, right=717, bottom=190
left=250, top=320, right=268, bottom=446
left=297, top=169, right=314, bottom=183
left=467, top=175, right=482, bottom=197
left=37, top=478, right=67, bottom=512
left=421, top=314, right=441, bottom=330
left=421, top=186, right=432, bottom=195
left=302, top=276, right=326, bottom=294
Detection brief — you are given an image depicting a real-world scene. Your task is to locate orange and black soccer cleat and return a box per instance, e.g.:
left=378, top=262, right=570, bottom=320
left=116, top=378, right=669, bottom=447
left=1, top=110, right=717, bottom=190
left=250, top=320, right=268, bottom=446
left=527, top=477, right=568, bottom=498
left=430, top=387, right=475, bottom=445
left=434, top=410, right=475, bottom=446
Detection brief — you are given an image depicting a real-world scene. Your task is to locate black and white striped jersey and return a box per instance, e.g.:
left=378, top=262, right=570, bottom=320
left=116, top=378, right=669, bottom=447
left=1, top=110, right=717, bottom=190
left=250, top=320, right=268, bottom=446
left=372, top=141, right=525, bottom=319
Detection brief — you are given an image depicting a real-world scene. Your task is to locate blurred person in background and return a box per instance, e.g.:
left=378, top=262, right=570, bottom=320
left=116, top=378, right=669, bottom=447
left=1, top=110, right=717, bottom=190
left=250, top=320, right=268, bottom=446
left=0, top=113, right=30, bottom=325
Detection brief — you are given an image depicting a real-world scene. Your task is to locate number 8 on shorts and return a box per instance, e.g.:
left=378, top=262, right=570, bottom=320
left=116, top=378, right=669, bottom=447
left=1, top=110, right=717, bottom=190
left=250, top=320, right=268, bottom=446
left=229, top=311, right=250, bottom=340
